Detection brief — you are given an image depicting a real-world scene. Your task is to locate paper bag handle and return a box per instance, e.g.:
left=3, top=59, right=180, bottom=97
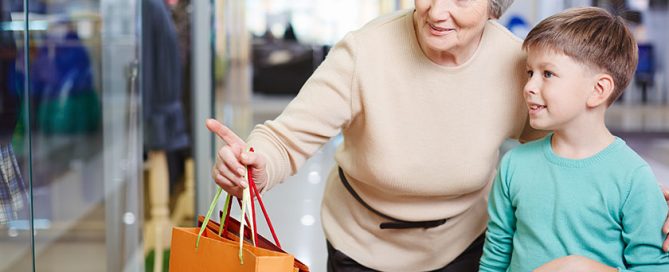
left=196, top=147, right=282, bottom=262
left=219, top=147, right=281, bottom=247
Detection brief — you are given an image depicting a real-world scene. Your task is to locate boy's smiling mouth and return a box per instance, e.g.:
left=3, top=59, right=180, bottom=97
left=528, top=102, right=547, bottom=114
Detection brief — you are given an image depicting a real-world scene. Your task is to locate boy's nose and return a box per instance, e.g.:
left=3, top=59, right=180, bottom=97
left=524, top=82, right=538, bottom=96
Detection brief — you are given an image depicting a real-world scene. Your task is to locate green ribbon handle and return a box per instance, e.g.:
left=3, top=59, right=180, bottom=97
left=195, top=146, right=255, bottom=265
left=196, top=187, right=223, bottom=249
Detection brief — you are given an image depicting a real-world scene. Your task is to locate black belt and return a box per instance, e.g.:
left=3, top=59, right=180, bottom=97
left=338, top=167, right=448, bottom=229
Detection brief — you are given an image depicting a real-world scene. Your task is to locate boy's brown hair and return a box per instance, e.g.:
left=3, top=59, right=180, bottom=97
left=522, top=7, right=638, bottom=106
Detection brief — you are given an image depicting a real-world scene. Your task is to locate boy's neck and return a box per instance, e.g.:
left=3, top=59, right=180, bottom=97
left=551, top=112, right=615, bottom=160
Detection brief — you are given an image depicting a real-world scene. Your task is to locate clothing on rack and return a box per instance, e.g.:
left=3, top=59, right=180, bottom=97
left=29, top=29, right=100, bottom=135
left=142, top=0, right=189, bottom=151
left=0, top=7, right=28, bottom=224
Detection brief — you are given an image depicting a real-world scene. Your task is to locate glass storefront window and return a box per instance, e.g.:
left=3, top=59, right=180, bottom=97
left=0, top=0, right=143, bottom=271
left=0, top=0, right=32, bottom=269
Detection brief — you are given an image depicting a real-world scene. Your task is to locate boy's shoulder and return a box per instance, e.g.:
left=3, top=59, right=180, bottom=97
left=608, top=137, right=649, bottom=170
left=497, top=136, right=548, bottom=171
left=503, top=136, right=547, bottom=160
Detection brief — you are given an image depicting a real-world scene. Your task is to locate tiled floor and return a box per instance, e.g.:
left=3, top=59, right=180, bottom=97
left=1, top=95, right=668, bottom=272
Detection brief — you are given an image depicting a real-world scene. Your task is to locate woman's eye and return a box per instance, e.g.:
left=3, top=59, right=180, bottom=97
left=543, top=71, right=553, bottom=78
left=527, top=70, right=534, bottom=77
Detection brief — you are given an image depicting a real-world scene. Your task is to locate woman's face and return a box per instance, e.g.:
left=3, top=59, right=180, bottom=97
left=413, top=0, right=490, bottom=65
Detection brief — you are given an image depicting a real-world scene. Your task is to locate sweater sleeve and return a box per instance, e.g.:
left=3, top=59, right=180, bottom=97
left=246, top=33, right=358, bottom=191
left=480, top=154, right=516, bottom=271
left=619, top=166, right=669, bottom=271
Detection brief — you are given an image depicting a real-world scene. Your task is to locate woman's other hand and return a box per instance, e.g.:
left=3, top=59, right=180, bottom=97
left=205, top=119, right=268, bottom=198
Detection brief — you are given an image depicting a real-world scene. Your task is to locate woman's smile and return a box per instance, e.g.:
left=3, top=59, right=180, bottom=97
left=428, top=22, right=455, bottom=35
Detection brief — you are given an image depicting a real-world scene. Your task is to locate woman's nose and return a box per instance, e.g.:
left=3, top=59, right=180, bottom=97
left=428, top=0, right=454, bottom=21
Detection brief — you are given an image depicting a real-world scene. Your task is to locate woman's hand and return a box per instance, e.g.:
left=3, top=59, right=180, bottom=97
left=534, top=255, right=617, bottom=272
left=663, top=186, right=669, bottom=252
left=205, top=119, right=268, bottom=198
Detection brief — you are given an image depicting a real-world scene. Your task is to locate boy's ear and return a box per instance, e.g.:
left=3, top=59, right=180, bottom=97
left=587, top=74, right=615, bottom=108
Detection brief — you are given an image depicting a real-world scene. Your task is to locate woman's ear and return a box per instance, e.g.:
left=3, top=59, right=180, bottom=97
left=587, top=74, right=615, bottom=108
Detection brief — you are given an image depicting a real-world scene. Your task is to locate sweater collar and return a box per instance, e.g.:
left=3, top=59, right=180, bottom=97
left=543, top=133, right=625, bottom=168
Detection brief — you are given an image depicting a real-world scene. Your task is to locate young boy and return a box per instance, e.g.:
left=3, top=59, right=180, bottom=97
left=479, top=7, right=669, bottom=271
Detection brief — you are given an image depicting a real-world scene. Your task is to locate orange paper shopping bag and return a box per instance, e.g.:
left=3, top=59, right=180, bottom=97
left=169, top=149, right=303, bottom=271
left=169, top=227, right=294, bottom=272
left=198, top=214, right=310, bottom=272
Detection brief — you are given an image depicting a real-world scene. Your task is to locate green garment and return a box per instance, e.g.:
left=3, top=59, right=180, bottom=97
left=480, top=135, right=669, bottom=272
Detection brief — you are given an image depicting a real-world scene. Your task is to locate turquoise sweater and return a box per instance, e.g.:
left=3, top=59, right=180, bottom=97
left=480, top=135, right=669, bottom=271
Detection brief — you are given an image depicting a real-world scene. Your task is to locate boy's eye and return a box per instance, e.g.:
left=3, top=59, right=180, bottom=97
left=527, top=70, right=534, bottom=77
left=543, top=71, right=554, bottom=78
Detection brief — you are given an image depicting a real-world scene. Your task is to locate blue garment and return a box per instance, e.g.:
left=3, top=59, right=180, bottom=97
left=31, top=31, right=93, bottom=99
left=480, top=135, right=669, bottom=272
left=26, top=30, right=101, bottom=135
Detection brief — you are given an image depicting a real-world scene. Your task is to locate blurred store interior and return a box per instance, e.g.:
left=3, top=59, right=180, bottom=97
left=0, top=0, right=668, bottom=271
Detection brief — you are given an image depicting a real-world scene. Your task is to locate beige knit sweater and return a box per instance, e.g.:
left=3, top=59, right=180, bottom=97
left=247, top=9, right=532, bottom=271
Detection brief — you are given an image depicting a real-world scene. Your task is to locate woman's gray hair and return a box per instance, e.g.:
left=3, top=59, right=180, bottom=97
left=489, top=0, right=514, bottom=18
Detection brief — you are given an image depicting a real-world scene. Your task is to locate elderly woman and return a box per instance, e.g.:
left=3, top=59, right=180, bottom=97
left=206, top=0, right=669, bottom=271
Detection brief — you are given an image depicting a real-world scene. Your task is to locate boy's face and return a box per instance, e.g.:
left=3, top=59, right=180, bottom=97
left=523, top=48, right=598, bottom=131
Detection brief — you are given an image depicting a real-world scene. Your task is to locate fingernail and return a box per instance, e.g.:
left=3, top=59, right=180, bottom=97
left=241, top=153, right=248, bottom=160
left=237, top=167, right=246, bottom=176
left=240, top=180, right=248, bottom=188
